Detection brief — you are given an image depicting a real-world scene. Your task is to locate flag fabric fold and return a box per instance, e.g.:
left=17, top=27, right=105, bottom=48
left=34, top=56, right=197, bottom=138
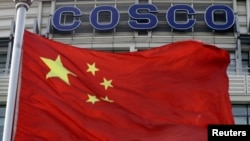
left=13, top=30, right=234, bottom=141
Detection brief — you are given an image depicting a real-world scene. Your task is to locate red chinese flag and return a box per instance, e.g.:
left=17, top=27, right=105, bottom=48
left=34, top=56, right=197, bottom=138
left=13, top=30, right=234, bottom=141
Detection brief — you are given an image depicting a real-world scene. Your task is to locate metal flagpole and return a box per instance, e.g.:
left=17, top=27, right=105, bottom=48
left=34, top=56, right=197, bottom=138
left=2, top=0, right=33, bottom=141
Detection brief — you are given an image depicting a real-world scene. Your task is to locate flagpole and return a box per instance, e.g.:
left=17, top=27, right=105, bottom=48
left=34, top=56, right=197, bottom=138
left=2, top=1, right=33, bottom=141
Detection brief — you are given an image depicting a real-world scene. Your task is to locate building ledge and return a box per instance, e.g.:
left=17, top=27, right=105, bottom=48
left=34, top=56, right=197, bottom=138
left=230, top=95, right=250, bottom=104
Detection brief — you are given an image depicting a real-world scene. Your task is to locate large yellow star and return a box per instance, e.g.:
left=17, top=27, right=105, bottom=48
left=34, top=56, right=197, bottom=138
left=86, top=62, right=99, bottom=76
left=86, top=94, right=100, bottom=104
left=41, top=55, right=76, bottom=85
left=100, top=78, right=113, bottom=90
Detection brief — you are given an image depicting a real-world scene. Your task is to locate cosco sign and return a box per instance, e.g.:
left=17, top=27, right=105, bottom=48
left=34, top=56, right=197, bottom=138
left=52, top=4, right=235, bottom=32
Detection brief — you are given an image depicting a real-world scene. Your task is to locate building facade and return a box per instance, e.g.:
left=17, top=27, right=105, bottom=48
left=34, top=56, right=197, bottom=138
left=0, top=0, right=250, bottom=139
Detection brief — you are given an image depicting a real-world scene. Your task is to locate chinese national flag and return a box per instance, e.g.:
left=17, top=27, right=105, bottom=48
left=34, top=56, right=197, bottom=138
left=13, top=30, right=234, bottom=141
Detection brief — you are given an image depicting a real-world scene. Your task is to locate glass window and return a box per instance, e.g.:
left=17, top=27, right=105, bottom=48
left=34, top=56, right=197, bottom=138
left=213, top=10, right=226, bottom=23
left=175, top=11, right=189, bottom=22
left=232, top=105, right=250, bottom=125
left=98, top=11, right=111, bottom=23
left=234, top=117, right=247, bottom=124
left=228, top=51, right=236, bottom=74
left=232, top=105, right=247, bottom=115
left=0, top=37, right=10, bottom=74
left=242, top=51, right=249, bottom=74
left=0, top=54, right=7, bottom=73
left=139, top=0, right=148, bottom=3
left=0, top=107, right=5, bottom=141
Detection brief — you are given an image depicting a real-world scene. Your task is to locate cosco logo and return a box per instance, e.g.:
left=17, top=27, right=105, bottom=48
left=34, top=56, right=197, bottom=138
left=52, top=4, right=235, bottom=32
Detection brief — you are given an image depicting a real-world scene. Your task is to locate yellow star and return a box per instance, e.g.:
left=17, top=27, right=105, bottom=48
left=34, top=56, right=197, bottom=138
left=86, top=94, right=100, bottom=104
left=86, top=62, right=99, bottom=76
left=101, top=96, right=114, bottom=103
left=100, top=78, right=113, bottom=90
left=41, top=55, right=76, bottom=85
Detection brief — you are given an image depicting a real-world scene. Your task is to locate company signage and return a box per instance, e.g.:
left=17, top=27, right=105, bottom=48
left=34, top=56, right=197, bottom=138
left=52, top=4, right=235, bottom=32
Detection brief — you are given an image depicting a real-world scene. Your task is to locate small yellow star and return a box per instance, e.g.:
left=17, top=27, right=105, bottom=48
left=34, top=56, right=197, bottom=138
left=100, top=78, right=113, bottom=90
left=101, top=96, right=114, bottom=103
left=86, top=62, right=99, bottom=76
left=40, top=55, right=76, bottom=85
left=86, top=94, right=100, bottom=104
